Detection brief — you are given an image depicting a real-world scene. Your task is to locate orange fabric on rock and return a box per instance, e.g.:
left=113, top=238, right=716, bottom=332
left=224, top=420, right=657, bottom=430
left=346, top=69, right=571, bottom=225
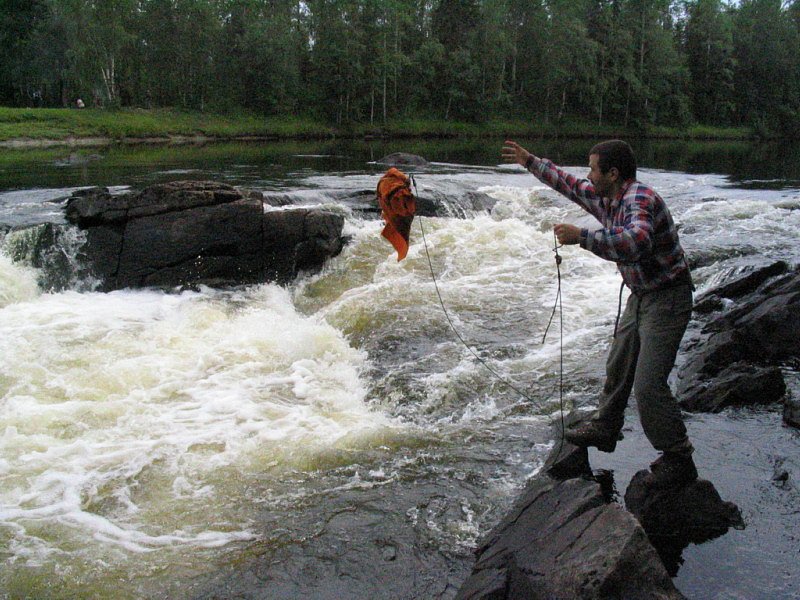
left=377, top=167, right=416, bottom=261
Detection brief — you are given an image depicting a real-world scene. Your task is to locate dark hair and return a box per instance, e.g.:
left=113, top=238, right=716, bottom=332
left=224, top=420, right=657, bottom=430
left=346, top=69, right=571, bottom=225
left=589, top=140, right=636, bottom=181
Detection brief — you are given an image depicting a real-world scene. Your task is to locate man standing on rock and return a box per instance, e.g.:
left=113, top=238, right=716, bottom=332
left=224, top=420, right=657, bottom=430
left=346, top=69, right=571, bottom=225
left=502, top=139, right=698, bottom=488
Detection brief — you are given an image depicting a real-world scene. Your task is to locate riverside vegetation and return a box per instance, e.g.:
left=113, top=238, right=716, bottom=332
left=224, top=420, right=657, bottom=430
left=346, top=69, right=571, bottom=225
left=2, top=0, right=800, bottom=139
left=0, top=107, right=754, bottom=145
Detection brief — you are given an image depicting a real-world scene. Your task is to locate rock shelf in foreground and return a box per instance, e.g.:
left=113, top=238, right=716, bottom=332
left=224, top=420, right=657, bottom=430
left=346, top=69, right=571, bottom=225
left=456, top=413, right=742, bottom=600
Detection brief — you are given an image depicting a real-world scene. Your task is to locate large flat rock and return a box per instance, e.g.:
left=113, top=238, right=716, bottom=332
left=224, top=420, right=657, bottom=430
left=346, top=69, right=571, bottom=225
left=456, top=473, right=683, bottom=599
left=63, top=181, right=345, bottom=290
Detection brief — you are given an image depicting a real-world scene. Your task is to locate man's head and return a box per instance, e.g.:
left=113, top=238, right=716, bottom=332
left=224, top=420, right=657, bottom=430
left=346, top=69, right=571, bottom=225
left=587, top=139, right=636, bottom=198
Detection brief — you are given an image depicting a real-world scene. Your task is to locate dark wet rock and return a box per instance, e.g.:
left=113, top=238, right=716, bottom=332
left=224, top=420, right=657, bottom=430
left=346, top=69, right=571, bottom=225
left=678, top=329, right=743, bottom=382
left=733, top=298, right=800, bottom=361
left=624, top=471, right=744, bottom=577
left=64, top=181, right=344, bottom=290
left=418, top=188, right=498, bottom=218
left=691, top=293, right=725, bottom=314
left=771, top=457, right=790, bottom=487
left=784, top=394, right=800, bottom=429
left=81, top=224, right=124, bottom=284
left=543, top=412, right=591, bottom=480
left=678, top=265, right=800, bottom=412
left=707, top=293, right=800, bottom=363
left=456, top=475, right=683, bottom=600
left=714, top=260, right=788, bottom=297
left=65, top=181, right=260, bottom=227
left=457, top=412, right=683, bottom=600
left=63, top=186, right=120, bottom=224
left=461, top=191, right=498, bottom=215
left=685, top=247, right=759, bottom=272
left=679, top=362, right=786, bottom=412
left=624, top=472, right=744, bottom=540
left=375, top=152, right=429, bottom=167
left=693, top=260, right=788, bottom=314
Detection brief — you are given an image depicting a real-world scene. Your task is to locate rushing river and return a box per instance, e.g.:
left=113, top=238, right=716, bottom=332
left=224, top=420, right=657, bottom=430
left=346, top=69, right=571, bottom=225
left=1, top=139, right=799, bottom=599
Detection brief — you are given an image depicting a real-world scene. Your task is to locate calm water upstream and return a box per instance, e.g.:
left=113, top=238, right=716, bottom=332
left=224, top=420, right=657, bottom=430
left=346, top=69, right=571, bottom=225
left=0, top=138, right=799, bottom=599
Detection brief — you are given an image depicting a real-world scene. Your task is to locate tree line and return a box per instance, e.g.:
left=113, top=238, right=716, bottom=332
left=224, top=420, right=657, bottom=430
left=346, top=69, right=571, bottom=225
left=2, top=0, right=799, bottom=135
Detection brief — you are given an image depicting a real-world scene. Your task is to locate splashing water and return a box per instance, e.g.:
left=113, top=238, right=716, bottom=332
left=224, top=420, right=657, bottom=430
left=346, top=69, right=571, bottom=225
left=0, top=250, right=39, bottom=308
left=0, top=283, right=396, bottom=596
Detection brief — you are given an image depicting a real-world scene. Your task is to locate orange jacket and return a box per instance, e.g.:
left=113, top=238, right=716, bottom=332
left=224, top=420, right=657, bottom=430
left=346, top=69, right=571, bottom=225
left=377, top=167, right=416, bottom=260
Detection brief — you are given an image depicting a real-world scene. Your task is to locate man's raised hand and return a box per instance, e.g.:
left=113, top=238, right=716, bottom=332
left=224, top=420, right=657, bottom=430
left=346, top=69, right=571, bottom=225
left=502, top=140, right=533, bottom=167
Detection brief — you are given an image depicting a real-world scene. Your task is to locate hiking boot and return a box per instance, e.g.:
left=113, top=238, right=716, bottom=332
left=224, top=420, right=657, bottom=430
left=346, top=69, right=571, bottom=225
left=564, top=421, right=623, bottom=452
left=648, top=452, right=698, bottom=489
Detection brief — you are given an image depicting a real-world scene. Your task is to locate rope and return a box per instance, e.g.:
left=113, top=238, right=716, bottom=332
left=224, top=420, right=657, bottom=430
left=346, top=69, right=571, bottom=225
left=613, top=281, right=625, bottom=338
left=411, top=174, right=567, bottom=454
left=418, top=215, right=538, bottom=405
left=543, top=232, right=566, bottom=458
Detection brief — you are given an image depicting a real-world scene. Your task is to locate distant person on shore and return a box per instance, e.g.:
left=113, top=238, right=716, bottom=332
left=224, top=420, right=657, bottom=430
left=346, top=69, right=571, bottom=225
left=502, top=138, right=698, bottom=489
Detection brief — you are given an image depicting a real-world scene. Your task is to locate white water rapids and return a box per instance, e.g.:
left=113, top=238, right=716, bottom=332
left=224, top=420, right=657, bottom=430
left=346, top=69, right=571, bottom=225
left=1, top=160, right=799, bottom=598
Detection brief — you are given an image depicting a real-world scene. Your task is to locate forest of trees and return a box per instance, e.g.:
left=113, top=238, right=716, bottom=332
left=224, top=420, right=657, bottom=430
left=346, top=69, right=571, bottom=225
left=2, top=0, right=800, bottom=134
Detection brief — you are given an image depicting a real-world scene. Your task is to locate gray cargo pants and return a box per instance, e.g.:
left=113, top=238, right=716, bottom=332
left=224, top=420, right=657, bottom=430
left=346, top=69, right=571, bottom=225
left=594, top=282, right=694, bottom=456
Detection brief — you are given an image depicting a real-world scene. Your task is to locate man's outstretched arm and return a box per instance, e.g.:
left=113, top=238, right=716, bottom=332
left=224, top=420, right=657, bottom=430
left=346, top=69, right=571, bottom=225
left=502, top=140, right=604, bottom=223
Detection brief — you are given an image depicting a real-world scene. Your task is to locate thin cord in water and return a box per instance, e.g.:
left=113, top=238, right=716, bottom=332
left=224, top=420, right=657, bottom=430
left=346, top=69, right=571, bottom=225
left=418, top=215, right=537, bottom=405
left=543, top=231, right=566, bottom=458
left=416, top=211, right=568, bottom=455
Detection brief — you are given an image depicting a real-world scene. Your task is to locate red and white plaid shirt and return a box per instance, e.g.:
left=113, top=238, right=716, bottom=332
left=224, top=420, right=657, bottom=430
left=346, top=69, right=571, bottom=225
left=528, top=157, right=690, bottom=294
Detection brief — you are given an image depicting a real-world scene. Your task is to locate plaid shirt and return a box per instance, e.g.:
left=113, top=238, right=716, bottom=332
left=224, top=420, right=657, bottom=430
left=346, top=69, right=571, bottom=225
left=527, top=157, right=690, bottom=294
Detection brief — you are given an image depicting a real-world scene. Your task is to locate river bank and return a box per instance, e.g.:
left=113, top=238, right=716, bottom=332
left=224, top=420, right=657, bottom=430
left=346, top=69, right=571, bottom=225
left=0, top=107, right=757, bottom=149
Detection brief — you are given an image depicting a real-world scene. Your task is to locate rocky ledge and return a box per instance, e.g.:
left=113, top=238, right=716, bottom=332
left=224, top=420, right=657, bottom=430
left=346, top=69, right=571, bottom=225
left=64, top=180, right=345, bottom=291
left=457, top=261, right=800, bottom=599
left=456, top=413, right=743, bottom=599
left=676, top=260, right=800, bottom=427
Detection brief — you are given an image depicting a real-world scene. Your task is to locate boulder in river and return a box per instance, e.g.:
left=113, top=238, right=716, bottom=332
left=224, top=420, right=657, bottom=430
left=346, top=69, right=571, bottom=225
left=375, top=153, right=429, bottom=167
left=456, top=412, right=685, bottom=600
left=678, top=263, right=800, bottom=417
left=456, top=475, right=684, bottom=600
left=64, top=181, right=344, bottom=291
left=784, top=394, right=800, bottom=428
left=692, top=260, right=789, bottom=315
left=624, top=471, right=744, bottom=576
left=679, top=361, right=786, bottom=413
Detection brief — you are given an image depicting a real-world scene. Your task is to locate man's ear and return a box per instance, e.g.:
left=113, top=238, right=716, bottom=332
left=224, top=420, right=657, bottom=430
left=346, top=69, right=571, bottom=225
left=608, top=167, right=620, bottom=182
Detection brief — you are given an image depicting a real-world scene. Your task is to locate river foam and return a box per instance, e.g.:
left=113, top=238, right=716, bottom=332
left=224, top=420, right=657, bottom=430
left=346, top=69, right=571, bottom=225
left=0, top=283, right=392, bottom=569
left=0, top=251, right=39, bottom=307
left=294, top=184, right=622, bottom=431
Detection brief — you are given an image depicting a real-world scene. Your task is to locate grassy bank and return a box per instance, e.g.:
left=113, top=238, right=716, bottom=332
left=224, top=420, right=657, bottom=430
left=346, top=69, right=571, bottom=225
left=0, top=108, right=333, bottom=142
left=0, top=107, right=755, bottom=145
